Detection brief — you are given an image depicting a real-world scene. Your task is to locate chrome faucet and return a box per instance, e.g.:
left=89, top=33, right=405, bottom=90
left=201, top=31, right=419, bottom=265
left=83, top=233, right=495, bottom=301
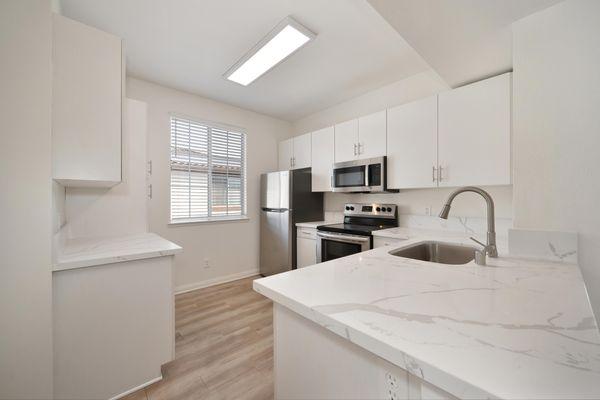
left=439, top=186, right=498, bottom=264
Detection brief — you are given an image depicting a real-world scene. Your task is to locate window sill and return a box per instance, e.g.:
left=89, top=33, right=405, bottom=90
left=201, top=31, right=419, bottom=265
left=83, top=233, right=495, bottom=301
left=169, top=216, right=249, bottom=226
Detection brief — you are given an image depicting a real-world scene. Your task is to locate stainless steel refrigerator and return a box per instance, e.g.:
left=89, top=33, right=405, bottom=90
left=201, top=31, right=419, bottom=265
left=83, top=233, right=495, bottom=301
left=260, top=168, right=323, bottom=276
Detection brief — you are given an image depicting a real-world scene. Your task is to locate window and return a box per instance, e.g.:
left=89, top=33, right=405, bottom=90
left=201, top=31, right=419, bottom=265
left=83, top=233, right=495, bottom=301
left=170, top=116, right=246, bottom=223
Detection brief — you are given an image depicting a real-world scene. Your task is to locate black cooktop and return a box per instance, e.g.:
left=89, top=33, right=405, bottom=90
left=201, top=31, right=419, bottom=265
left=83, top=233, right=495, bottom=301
left=317, top=223, right=390, bottom=236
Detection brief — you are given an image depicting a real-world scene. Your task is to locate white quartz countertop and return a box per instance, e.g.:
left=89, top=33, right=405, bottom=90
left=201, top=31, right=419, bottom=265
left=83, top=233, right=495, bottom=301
left=296, top=221, right=336, bottom=229
left=254, top=229, right=600, bottom=399
left=54, top=232, right=182, bottom=272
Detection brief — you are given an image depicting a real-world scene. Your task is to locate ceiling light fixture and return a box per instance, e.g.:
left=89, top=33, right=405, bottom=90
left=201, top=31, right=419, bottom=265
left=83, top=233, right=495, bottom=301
left=224, top=16, right=316, bottom=86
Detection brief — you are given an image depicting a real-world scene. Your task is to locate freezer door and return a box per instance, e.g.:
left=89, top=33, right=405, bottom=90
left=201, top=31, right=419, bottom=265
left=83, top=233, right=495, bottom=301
left=259, top=209, right=292, bottom=276
left=260, top=171, right=290, bottom=209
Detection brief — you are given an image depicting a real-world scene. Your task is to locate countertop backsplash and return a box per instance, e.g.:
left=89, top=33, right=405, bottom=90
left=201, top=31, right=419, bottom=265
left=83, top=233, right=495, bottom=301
left=324, top=209, right=512, bottom=238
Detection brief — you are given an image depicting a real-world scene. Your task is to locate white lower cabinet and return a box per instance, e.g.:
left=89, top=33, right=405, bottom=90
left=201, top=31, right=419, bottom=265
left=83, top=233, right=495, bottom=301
left=53, top=256, right=174, bottom=399
left=296, top=227, right=317, bottom=268
left=408, top=374, right=456, bottom=400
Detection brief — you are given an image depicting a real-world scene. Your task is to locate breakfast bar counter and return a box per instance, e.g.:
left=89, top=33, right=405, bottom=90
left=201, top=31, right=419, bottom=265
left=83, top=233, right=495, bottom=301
left=254, top=229, right=600, bottom=399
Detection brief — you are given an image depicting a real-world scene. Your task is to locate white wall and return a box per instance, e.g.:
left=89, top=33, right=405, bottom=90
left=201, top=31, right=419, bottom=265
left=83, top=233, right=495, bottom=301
left=326, top=187, right=513, bottom=220
left=126, top=77, right=294, bottom=291
left=63, top=99, right=148, bottom=238
left=512, top=0, right=600, bottom=316
left=293, top=70, right=513, bottom=220
left=293, top=70, right=448, bottom=134
left=0, top=0, right=54, bottom=398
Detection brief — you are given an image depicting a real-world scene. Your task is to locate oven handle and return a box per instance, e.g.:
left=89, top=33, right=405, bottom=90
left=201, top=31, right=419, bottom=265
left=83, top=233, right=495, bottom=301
left=317, top=231, right=371, bottom=244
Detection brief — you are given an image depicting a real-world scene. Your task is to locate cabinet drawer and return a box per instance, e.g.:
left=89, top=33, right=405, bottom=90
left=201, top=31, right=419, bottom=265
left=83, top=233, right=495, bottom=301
left=297, top=227, right=317, bottom=240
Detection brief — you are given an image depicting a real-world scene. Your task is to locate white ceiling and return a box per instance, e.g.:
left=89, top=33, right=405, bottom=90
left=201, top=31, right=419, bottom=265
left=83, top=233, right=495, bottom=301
left=367, top=0, right=562, bottom=87
left=60, top=0, right=430, bottom=121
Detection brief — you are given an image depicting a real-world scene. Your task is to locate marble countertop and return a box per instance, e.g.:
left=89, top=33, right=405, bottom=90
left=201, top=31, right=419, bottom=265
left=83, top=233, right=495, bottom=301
left=296, top=221, right=336, bottom=229
left=254, top=230, right=600, bottom=399
left=54, top=232, right=182, bottom=272
left=373, top=226, right=505, bottom=243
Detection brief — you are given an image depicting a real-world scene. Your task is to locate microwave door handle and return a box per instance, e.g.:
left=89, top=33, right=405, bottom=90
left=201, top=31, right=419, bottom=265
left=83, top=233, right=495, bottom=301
left=364, top=165, right=369, bottom=187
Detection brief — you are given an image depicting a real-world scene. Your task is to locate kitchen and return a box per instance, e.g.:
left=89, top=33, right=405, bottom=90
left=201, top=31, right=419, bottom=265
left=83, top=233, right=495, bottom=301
left=1, top=1, right=599, bottom=399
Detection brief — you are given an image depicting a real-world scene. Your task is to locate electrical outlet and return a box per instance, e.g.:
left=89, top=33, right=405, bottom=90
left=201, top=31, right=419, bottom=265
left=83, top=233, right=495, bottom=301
left=203, top=258, right=210, bottom=269
left=385, top=372, right=401, bottom=400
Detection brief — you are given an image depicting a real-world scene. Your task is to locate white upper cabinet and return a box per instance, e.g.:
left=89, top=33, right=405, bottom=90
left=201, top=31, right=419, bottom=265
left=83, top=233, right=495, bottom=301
left=293, top=133, right=311, bottom=169
left=358, top=110, right=387, bottom=159
left=438, top=73, right=511, bottom=187
left=278, top=138, right=294, bottom=170
left=334, top=112, right=386, bottom=163
left=52, top=14, right=123, bottom=187
left=334, top=119, right=359, bottom=163
left=278, top=133, right=311, bottom=170
left=311, top=126, right=335, bottom=192
left=387, top=96, right=438, bottom=189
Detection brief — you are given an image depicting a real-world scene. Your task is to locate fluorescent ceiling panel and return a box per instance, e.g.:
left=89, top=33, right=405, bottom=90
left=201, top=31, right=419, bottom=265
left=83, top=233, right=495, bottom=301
left=225, top=17, right=315, bottom=86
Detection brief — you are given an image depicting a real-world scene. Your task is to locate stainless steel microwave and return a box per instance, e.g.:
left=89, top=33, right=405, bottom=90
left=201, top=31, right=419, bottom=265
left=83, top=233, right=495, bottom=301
left=331, top=156, right=394, bottom=193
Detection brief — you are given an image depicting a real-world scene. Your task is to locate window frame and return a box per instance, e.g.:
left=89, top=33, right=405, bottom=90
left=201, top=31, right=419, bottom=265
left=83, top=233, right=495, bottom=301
left=168, top=113, right=248, bottom=225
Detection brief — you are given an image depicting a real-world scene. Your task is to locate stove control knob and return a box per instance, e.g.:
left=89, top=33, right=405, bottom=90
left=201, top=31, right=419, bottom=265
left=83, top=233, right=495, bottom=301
left=376, top=207, right=381, bottom=212
left=345, top=206, right=350, bottom=211
left=387, top=207, right=392, bottom=212
left=350, top=206, right=355, bottom=211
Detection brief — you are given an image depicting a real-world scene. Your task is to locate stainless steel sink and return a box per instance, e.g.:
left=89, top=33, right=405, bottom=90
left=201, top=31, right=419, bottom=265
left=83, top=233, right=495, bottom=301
left=389, top=241, right=476, bottom=265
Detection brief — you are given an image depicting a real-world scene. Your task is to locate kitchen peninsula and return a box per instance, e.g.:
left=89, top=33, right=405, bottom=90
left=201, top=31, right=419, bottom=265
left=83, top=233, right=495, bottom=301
left=254, top=229, right=600, bottom=399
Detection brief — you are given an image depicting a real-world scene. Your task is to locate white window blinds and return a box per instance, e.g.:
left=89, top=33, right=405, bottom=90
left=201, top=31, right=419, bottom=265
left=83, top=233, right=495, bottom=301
left=170, top=116, right=246, bottom=222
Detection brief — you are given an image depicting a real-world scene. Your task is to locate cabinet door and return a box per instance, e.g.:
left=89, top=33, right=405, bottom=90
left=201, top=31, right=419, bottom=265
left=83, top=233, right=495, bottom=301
left=292, top=132, right=311, bottom=169
left=52, top=14, right=122, bottom=187
left=278, top=138, right=293, bottom=171
left=387, top=96, right=438, bottom=189
left=311, top=127, right=335, bottom=192
left=438, top=73, right=511, bottom=187
left=358, top=110, right=387, bottom=159
left=297, top=229, right=317, bottom=268
left=334, top=119, right=359, bottom=163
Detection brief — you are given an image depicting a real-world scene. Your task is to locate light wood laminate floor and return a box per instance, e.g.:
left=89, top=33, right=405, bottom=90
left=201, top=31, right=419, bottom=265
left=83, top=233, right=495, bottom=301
left=123, top=276, right=273, bottom=400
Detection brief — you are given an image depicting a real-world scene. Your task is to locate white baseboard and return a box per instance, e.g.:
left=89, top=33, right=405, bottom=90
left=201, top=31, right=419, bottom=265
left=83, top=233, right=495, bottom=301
left=110, top=375, right=162, bottom=400
left=174, top=268, right=260, bottom=295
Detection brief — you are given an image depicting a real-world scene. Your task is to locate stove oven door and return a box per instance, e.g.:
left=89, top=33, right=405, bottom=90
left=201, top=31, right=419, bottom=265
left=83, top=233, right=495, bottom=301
left=316, top=231, right=371, bottom=263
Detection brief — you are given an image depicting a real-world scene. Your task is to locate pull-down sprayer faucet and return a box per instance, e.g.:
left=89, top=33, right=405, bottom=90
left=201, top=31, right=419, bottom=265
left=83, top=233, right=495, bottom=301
left=439, top=186, right=498, bottom=261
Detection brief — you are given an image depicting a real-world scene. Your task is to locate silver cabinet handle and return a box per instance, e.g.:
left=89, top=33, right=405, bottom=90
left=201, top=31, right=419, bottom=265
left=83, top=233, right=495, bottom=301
left=432, top=166, right=437, bottom=182
left=353, top=143, right=357, bottom=156
left=438, top=166, right=443, bottom=182
left=358, top=142, right=363, bottom=155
